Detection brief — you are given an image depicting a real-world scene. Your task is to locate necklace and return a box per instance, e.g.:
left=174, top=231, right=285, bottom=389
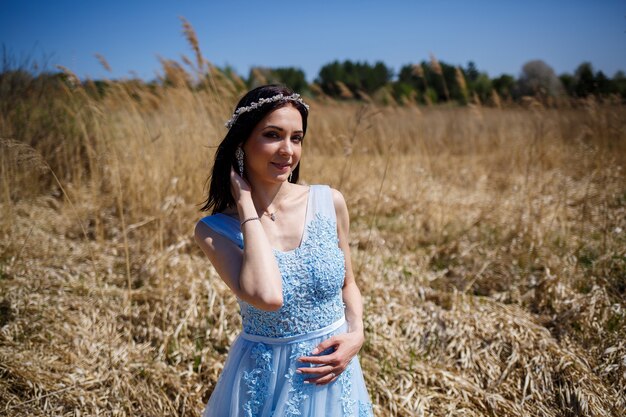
left=259, top=188, right=291, bottom=222
left=262, top=200, right=281, bottom=221
left=263, top=211, right=276, bottom=221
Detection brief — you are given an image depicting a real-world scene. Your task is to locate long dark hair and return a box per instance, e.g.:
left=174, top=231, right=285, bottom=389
left=200, top=85, right=309, bottom=214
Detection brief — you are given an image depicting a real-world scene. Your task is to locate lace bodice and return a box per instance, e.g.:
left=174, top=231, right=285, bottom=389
left=199, top=185, right=346, bottom=337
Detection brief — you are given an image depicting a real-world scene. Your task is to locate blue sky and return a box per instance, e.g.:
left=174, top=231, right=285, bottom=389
left=2, top=0, right=625, bottom=81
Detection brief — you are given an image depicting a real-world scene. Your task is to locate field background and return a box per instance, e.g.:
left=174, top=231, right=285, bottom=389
left=1, top=62, right=625, bottom=416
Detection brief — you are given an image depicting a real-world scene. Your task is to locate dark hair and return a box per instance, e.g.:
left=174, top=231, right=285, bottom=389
left=200, top=84, right=309, bottom=213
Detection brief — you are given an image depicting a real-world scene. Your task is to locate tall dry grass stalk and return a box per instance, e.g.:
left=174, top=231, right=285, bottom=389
left=1, top=56, right=625, bottom=416
left=179, top=16, right=205, bottom=75
left=411, top=63, right=431, bottom=106
left=94, top=53, right=112, bottom=73
left=430, top=53, right=449, bottom=101
left=455, top=66, right=468, bottom=102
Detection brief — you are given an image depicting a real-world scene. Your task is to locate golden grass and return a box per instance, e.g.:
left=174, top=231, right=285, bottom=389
left=0, top=74, right=625, bottom=416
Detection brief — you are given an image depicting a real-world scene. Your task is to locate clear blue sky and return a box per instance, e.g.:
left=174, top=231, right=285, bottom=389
left=2, top=0, right=625, bottom=81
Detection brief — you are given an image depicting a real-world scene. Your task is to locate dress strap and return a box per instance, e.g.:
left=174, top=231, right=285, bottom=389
left=198, top=214, right=244, bottom=249
left=305, top=185, right=336, bottom=224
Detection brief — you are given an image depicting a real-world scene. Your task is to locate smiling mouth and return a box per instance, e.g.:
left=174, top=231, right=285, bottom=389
left=271, top=162, right=291, bottom=170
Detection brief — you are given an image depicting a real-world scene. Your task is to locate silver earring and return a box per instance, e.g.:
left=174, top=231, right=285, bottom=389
left=288, top=171, right=293, bottom=182
left=235, top=146, right=244, bottom=177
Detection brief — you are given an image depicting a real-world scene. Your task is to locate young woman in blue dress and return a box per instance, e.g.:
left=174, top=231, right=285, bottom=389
left=195, top=85, right=373, bottom=416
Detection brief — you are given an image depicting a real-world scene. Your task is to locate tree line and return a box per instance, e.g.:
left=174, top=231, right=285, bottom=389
left=244, top=58, right=626, bottom=105
left=4, top=56, right=624, bottom=107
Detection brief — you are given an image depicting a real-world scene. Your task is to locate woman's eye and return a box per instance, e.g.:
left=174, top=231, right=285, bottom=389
left=291, top=136, right=303, bottom=143
left=264, top=131, right=280, bottom=139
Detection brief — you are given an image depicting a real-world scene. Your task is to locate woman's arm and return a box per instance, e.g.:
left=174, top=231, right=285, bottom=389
left=194, top=168, right=283, bottom=311
left=334, top=188, right=365, bottom=338
left=296, top=188, right=365, bottom=385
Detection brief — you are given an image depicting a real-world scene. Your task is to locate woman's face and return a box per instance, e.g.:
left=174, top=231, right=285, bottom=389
left=242, top=104, right=303, bottom=184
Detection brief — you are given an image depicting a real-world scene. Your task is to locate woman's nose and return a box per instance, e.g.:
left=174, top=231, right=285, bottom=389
left=279, top=138, right=293, bottom=155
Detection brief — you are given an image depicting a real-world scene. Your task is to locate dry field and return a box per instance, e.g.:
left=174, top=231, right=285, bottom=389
left=1, top=70, right=625, bottom=416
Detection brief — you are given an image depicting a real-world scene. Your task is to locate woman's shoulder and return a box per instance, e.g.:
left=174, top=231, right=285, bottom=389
left=195, top=213, right=243, bottom=249
left=304, top=184, right=345, bottom=205
left=307, top=184, right=340, bottom=197
left=326, top=187, right=349, bottom=228
left=312, top=185, right=346, bottom=212
left=197, top=212, right=238, bottom=228
left=305, top=184, right=335, bottom=206
left=305, top=184, right=348, bottom=224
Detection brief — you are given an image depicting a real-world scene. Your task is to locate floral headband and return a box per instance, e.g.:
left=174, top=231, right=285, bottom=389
left=224, top=93, right=310, bottom=129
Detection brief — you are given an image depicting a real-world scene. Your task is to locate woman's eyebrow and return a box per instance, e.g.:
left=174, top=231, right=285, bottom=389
left=263, top=125, right=304, bottom=134
left=263, top=125, right=284, bottom=131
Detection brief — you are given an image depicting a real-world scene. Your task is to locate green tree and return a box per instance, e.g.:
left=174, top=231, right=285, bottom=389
left=247, top=66, right=308, bottom=93
left=574, top=62, right=595, bottom=97
left=271, top=67, right=308, bottom=93
left=471, top=73, right=493, bottom=103
left=465, top=61, right=479, bottom=83
left=492, top=74, right=515, bottom=99
left=401, top=60, right=462, bottom=103
left=368, top=61, right=392, bottom=93
left=594, top=70, right=615, bottom=96
left=316, top=60, right=392, bottom=98
left=397, top=64, right=429, bottom=103
left=316, top=61, right=345, bottom=96
left=613, top=70, right=626, bottom=99
left=391, top=81, right=416, bottom=103
left=559, top=73, right=575, bottom=96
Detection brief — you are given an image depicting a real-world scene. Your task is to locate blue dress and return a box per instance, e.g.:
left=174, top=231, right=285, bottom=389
left=199, top=185, right=373, bottom=417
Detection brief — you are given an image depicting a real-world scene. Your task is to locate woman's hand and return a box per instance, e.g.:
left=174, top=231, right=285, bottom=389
left=230, top=167, right=252, bottom=203
left=296, top=329, right=365, bottom=385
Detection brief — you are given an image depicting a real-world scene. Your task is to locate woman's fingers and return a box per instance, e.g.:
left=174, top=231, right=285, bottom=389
left=230, top=167, right=251, bottom=197
left=230, top=167, right=243, bottom=187
left=310, top=336, right=338, bottom=355
left=296, top=364, right=342, bottom=385
left=297, top=352, right=336, bottom=365
left=298, top=335, right=347, bottom=366
left=305, top=371, right=339, bottom=385
left=297, top=349, right=351, bottom=385
left=296, top=364, right=333, bottom=375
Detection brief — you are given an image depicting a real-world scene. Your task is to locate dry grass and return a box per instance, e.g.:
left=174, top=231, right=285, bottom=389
left=0, top=67, right=625, bottom=417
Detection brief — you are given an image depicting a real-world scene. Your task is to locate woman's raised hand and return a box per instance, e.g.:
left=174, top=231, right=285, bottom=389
left=230, top=167, right=252, bottom=203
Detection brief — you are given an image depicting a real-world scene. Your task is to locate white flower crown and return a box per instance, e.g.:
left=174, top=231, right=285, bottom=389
left=224, top=93, right=310, bottom=129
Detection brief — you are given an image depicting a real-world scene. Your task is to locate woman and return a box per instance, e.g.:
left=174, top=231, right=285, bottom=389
left=195, top=85, right=373, bottom=416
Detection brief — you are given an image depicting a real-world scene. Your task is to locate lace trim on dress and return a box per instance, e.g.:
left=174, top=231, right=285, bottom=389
left=242, top=343, right=273, bottom=417
left=358, top=400, right=374, bottom=417
left=340, top=360, right=357, bottom=416
left=284, top=341, right=315, bottom=416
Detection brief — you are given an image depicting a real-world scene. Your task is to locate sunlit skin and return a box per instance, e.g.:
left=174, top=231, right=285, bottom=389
left=195, top=104, right=365, bottom=386
left=242, top=105, right=304, bottom=189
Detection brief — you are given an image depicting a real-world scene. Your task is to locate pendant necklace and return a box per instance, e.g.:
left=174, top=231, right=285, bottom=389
left=261, top=191, right=287, bottom=221
left=262, top=202, right=280, bottom=221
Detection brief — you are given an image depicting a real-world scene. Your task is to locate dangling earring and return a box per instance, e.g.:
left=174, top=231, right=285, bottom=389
left=289, top=163, right=297, bottom=183
left=235, top=146, right=244, bottom=177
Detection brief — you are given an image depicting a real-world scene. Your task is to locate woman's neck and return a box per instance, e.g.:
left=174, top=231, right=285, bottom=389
left=248, top=179, right=291, bottom=214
